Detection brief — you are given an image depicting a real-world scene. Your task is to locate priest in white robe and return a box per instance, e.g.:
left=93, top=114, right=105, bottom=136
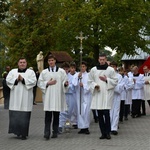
left=88, top=54, right=118, bottom=140
left=37, top=54, right=68, bottom=140
left=6, top=58, right=37, bottom=140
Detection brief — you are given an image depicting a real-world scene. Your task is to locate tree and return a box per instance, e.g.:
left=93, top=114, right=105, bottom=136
left=0, top=0, right=150, bottom=68
left=55, top=0, right=150, bottom=64
left=1, top=0, right=63, bottom=68
left=0, top=0, right=10, bottom=22
left=0, top=0, right=10, bottom=75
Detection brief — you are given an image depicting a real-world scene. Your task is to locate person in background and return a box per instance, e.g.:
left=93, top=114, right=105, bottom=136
left=142, top=65, right=150, bottom=115
left=118, top=67, right=129, bottom=123
left=59, top=62, right=71, bottom=133
left=110, top=62, right=124, bottom=136
left=124, top=70, right=134, bottom=120
left=128, top=66, right=145, bottom=118
left=29, top=67, right=38, bottom=105
left=6, top=58, right=37, bottom=140
left=69, top=62, right=78, bottom=129
left=2, top=67, right=10, bottom=109
left=2, top=66, right=11, bottom=78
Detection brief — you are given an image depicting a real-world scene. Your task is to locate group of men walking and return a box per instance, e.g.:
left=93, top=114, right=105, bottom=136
left=4, top=53, right=150, bottom=141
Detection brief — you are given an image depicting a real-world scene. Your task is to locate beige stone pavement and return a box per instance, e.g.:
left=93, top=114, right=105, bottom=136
left=0, top=103, right=150, bottom=150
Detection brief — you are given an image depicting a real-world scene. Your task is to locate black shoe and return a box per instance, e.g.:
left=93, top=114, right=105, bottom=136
left=51, top=134, right=58, bottom=138
left=44, top=135, right=50, bottom=140
left=99, top=135, right=106, bottom=139
left=106, top=134, right=111, bottom=139
left=78, top=129, right=85, bottom=134
left=85, top=129, right=90, bottom=135
left=111, top=131, right=118, bottom=135
left=141, top=113, right=146, bottom=116
left=135, top=114, right=141, bottom=118
left=119, top=120, right=123, bottom=124
left=124, top=117, right=128, bottom=121
left=33, top=102, right=37, bottom=105
left=21, top=136, right=27, bottom=140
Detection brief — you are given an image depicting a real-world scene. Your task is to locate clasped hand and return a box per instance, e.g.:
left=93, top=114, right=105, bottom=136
left=17, top=74, right=23, bottom=81
left=64, top=81, right=69, bottom=87
left=47, top=78, right=57, bottom=86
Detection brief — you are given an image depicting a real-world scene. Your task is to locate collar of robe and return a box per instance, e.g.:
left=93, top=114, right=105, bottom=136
left=96, top=63, right=108, bottom=70
left=121, top=74, right=124, bottom=78
left=144, top=73, right=150, bottom=76
left=18, top=68, right=27, bottom=73
left=48, top=66, right=59, bottom=72
left=133, top=73, right=139, bottom=77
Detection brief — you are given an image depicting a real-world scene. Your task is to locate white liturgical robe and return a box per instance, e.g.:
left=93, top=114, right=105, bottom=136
left=72, top=71, right=92, bottom=129
left=125, top=77, right=134, bottom=105
left=128, top=74, right=145, bottom=100
left=6, top=69, right=37, bottom=111
left=37, top=68, right=68, bottom=111
left=88, top=66, right=118, bottom=110
left=144, top=73, right=150, bottom=100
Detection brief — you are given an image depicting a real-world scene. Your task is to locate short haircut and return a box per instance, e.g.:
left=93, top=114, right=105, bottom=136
left=18, top=57, right=27, bottom=62
left=110, top=61, right=118, bottom=67
left=48, top=54, right=56, bottom=60
left=70, top=62, right=76, bottom=68
left=81, top=61, right=87, bottom=66
left=61, top=62, right=70, bottom=68
left=99, top=53, right=106, bottom=57
left=133, top=66, right=138, bottom=70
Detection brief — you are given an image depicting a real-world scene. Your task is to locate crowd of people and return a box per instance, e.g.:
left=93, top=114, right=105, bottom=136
left=1, top=53, right=150, bottom=141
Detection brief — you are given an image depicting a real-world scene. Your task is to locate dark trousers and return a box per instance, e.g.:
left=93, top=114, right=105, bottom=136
left=141, top=100, right=146, bottom=115
left=97, top=110, right=111, bottom=135
left=33, top=86, right=37, bottom=103
left=119, top=100, right=125, bottom=122
left=124, top=104, right=130, bottom=118
left=92, top=110, right=98, bottom=120
left=44, top=111, right=60, bottom=137
left=148, top=100, right=150, bottom=106
left=132, top=99, right=142, bottom=116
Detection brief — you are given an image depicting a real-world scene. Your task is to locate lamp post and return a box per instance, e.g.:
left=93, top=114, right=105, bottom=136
left=75, top=31, right=87, bottom=114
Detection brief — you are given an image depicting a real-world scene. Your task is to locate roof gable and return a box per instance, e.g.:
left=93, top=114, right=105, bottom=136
left=121, top=48, right=149, bottom=60
left=46, top=51, right=73, bottom=62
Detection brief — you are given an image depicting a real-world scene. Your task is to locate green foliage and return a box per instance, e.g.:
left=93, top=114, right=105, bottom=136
left=1, top=0, right=63, bottom=68
left=0, top=0, right=10, bottom=22
left=0, top=0, right=150, bottom=68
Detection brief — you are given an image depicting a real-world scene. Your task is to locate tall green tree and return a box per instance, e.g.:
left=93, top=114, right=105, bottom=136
left=55, top=0, right=150, bottom=63
left=0, top=0, right=10, bottom=75
left=1, top=0, right=150, bottom=68
left=0, top=0, right=10, bottom=22
left=1, top=0, right=63, bottom=68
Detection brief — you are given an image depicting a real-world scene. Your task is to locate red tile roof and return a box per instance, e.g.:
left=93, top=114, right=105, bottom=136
left=46, top=51, right=73, bottom=62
